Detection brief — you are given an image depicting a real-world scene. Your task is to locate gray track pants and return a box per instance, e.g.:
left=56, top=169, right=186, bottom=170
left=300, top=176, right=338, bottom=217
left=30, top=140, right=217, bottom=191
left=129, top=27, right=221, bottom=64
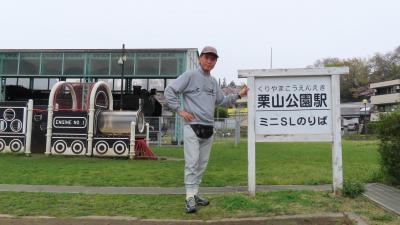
left=183, top=124, right=214, bottom=194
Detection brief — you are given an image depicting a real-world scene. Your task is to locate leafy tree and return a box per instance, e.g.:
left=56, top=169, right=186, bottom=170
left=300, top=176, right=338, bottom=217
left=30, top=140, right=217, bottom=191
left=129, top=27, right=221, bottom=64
left=312, top=45, right=400, bottom=102
left=313, top=57, right=370, bottom=102
left=369, top=49, right=400, bottom=82
left=228, top=80, right=236, bottom=88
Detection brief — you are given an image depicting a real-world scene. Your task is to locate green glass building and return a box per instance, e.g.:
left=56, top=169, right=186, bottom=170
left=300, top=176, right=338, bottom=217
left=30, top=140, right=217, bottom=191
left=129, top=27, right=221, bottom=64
left=0, top=48, right=199, bottom=100
left=0, top=48, right=200, bottom=143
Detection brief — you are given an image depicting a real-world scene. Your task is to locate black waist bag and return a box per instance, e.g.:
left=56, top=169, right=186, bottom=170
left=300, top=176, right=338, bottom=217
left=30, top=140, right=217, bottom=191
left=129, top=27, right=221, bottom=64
left=190, top=124, right=214, bottom=139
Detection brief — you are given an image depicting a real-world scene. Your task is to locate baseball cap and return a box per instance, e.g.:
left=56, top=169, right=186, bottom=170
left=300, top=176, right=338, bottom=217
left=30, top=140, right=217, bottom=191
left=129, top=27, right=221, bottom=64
left=200, top=46, right=219, bottom=58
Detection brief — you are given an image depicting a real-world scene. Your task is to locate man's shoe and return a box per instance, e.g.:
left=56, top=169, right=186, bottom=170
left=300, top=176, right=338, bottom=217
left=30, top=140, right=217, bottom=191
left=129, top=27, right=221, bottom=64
left=185, top=197, right=197, bottom=213
left=194, top=195, right=209, bottom=206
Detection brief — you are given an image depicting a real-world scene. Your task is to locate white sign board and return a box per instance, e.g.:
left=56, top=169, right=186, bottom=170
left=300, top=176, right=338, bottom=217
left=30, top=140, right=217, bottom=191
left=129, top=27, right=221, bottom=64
left=255, top=76, right=332, bottom=135
left=238, top=67, right=349, bottom=196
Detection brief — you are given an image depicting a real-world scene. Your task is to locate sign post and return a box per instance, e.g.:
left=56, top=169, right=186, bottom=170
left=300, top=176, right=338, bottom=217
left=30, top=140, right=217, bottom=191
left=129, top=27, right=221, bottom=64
left=238, top=67, right=349, bottom=196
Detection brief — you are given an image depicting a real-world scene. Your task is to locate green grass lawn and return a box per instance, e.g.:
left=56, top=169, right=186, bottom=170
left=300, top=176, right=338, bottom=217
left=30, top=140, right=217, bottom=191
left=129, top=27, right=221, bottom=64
left=0, top=140, right=397, bottom=224
left=0, top=190, right=398, bottom=224
left=0, top=140, right=380, bottom=187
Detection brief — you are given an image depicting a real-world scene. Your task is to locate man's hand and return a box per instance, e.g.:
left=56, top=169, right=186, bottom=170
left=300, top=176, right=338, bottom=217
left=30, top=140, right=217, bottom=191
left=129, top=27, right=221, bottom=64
left=178, top=110, right=195, bottom=122
left=239, top=85, right=249, bottom=98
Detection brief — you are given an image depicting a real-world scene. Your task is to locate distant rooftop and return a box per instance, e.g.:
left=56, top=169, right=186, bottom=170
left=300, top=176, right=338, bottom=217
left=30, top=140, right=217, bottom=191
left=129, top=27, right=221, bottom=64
left=370, top=79, right=400, bottom=89
left=0, top=48, right=198, bottom=53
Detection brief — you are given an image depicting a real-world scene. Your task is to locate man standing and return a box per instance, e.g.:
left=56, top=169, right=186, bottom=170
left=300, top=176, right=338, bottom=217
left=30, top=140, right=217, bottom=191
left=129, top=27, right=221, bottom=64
left=164, top=46, right=249, bottom=213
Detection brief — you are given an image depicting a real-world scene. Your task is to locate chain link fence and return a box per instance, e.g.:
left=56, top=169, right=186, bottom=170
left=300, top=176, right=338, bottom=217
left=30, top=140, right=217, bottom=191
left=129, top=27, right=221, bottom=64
left=145, top=116, right=241, bottom=146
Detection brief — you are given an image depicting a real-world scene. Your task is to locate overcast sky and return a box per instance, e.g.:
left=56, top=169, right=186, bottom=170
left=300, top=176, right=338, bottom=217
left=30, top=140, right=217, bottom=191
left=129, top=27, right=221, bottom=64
left=1, top=0, right=399, bottom=83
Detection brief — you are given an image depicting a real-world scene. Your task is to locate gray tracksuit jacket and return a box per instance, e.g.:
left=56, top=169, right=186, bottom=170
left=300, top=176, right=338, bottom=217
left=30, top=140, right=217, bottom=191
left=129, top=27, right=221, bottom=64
left=164, top=67, right=240, bottom=125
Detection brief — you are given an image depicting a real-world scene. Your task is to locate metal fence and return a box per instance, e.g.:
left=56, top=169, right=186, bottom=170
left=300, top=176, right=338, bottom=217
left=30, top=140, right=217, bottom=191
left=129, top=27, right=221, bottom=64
left=145, top=116, right=241, bottom=146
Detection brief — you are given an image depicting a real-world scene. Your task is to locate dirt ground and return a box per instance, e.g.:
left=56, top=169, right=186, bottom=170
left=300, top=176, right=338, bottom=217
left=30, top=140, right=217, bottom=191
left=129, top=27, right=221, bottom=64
left=0, top=216, right=354, bottom=225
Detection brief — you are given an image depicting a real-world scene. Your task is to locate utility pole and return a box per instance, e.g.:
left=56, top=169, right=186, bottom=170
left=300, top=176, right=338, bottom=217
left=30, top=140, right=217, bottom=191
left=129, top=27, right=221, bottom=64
left=270, top=47, right=273, bottom=69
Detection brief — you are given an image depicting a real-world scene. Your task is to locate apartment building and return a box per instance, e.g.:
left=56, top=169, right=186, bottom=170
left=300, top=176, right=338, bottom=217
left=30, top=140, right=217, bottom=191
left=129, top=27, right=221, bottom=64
left=370, top=79, right=400, bottom=121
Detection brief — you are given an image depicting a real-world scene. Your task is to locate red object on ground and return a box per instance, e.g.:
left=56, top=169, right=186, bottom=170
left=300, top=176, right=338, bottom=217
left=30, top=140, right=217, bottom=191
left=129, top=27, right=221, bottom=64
left=134, top=139, right=157, bottom=160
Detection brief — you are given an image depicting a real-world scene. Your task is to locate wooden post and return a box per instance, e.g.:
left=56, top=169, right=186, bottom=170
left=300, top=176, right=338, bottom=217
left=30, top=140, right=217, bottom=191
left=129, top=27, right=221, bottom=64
left=247, top=76, right=256, bottom=196
left=331, top=74, right=343, bottom=193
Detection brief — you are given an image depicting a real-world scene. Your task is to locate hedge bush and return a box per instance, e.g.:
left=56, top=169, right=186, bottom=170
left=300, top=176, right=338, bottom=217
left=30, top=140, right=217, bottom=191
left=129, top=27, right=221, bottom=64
left=376, top=110, right=400, bottom=184
left=214, top=107, right=228, bottom=118
left=342, top=179, right=365, bottom=198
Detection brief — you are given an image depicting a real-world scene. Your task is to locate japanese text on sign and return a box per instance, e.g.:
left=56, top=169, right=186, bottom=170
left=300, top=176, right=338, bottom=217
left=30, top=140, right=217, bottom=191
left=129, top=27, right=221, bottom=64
left=255, top=76, right=332, bottom=135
